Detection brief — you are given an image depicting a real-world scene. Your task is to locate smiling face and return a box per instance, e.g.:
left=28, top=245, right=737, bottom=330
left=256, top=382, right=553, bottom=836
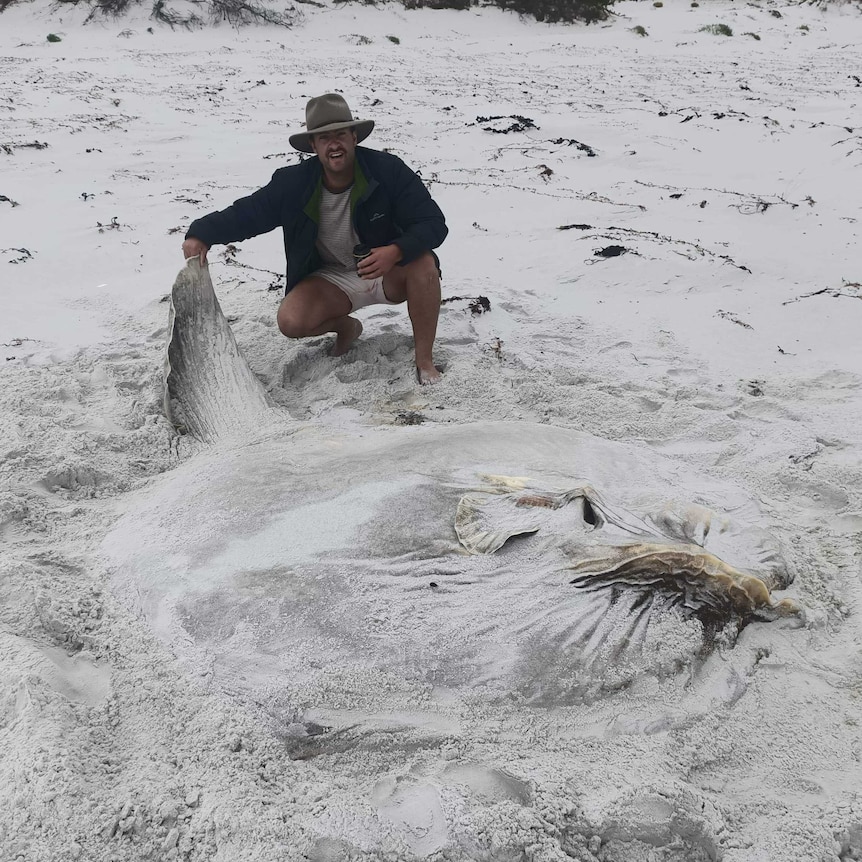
left=310, top=127, right=358, bottom=188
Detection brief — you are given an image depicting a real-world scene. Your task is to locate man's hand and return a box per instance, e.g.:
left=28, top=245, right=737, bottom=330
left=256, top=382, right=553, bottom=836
left=357, top=244, right=403, bottom=280
left=182, top=237, right=209, bottom=266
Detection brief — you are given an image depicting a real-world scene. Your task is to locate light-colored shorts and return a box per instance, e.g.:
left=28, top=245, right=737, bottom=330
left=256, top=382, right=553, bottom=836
left=313, top=266, right=398, bottom=312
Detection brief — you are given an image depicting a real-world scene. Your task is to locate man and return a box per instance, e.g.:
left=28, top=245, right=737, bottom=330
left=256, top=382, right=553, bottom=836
left=182, top=93, right=448, bottom=385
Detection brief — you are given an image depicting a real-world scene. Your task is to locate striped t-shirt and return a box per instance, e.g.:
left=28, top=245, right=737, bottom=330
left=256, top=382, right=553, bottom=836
left=316, top=185, right=359, bottom=271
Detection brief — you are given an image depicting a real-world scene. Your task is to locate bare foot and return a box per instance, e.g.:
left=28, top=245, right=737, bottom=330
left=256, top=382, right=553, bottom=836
left=331, top=318, right=362, bottom=357
left=417, top=363, right=442, bottom=385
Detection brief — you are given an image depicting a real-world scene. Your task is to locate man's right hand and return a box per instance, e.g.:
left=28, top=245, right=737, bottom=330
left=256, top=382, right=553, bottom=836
left=182, top=237, right=209, bottom=266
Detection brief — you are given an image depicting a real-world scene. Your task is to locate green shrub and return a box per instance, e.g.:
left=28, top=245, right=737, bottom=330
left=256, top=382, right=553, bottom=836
left=699, top=23, right=733, bottom=36
left=798, top=24, right=809, bottom=30
left=494, top=0, right=614, bottom=22
left=209, top=0, right=295, bottom=24
left=7, top=0, right=298, bottom=25
left=631, top=24, right=648, bottom=35
left=653, top=1, right=662, bottom=7
left=3, top=0, right=620, bottom=23
left=341, top=0, right=615, bottom=23
left=47, top=32, right=62, bottom=41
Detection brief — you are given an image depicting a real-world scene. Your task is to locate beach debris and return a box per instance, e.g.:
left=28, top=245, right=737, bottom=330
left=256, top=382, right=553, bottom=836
left=573, top=222, right=752, bottom=271
left=3, top=247, right=33, bottom=264
left=1, top=140, right=49, bottom=155
left=716, top=310, right=754, bottom=329
left=219, top=255, right=283, bottom=287
left=96, top=217, right=123, bottom=232
left=550, top=138, right=597, bottom=156
left=720, top=254, right=750, bottom=272
left=699, top=23, right=733, bottom=36
left=469, top=296, right=491, bottom=315
left=789, top=444, right=821, bottom=470
left=394, top=411, right=425, bottom=426
left=430, top=174, right=645, bottom=210
left=558, top=223, right=593, bottom=231
left=0, top=194, right=18, bottom=207
left=594, top=245, right=629, bottom=258
left=746, top=380, right=764, bottom=397
left=475, top=115, right=538, bottom=134
left=441, top=295, right=491, bottom=315
left=634, top=179, right=803, bottom=213
left=782, top=280, right=862, bottom=305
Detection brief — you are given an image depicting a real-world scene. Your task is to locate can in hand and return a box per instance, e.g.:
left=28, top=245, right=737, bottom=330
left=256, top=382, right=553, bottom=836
left=353, top=243, right=371, bottom=271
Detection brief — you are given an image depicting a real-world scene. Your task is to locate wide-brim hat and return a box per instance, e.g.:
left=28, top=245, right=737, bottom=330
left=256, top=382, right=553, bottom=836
left=289, top=93, right=375, bottom=153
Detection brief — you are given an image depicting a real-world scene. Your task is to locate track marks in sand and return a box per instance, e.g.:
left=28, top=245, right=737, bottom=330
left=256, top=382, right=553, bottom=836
left=262, top=286, right=744, bottom=441
left=0, top=343, right=176, bottom=501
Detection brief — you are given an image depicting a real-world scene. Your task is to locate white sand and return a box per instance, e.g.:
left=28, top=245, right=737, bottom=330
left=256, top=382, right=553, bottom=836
left=1, top=1, right=862, bottom=859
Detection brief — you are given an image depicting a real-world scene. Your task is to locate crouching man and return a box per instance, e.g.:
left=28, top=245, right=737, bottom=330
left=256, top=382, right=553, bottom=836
left=182, top=93, right=448, bottom=385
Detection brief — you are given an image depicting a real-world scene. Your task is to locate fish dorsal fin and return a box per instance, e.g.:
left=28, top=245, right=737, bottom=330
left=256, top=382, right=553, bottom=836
left=164, top=258, right=273, bottom=443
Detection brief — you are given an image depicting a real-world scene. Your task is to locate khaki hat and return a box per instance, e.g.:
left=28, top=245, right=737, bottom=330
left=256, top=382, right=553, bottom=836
left=289, top=93, right=375, bottom=153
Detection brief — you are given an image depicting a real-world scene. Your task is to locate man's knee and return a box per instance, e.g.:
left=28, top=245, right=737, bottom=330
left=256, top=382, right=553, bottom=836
left=404, top=251, right=440, bottom=281
left=277, top=302, right=309, bottom=338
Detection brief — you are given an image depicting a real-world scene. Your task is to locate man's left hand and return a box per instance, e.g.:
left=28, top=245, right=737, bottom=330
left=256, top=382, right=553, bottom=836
left=357, top=244, right=403, bottom=280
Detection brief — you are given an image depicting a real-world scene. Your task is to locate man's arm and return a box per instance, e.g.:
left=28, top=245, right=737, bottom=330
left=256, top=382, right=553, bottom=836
left=389, top=159, right=448, bottom=265
left=183, top=169, right=287, bottom=260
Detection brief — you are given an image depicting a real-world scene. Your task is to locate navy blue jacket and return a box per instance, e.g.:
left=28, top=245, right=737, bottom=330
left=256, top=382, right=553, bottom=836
left=186, top=147, right=447, bottom=293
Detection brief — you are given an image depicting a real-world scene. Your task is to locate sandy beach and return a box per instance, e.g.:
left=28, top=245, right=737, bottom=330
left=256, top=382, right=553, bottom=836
left=1, top=0, right=862, bottom=859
